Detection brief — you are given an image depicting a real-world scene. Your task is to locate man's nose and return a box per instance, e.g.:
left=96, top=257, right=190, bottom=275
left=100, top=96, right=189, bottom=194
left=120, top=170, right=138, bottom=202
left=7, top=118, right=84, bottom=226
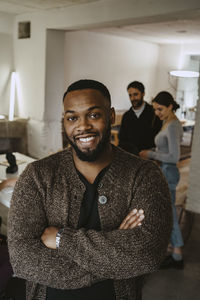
left=77, top=117, right=92, bottom=131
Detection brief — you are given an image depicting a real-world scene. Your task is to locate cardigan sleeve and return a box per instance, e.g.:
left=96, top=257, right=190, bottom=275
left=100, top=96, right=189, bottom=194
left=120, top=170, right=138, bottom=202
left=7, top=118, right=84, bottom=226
left=8, top=164, right=94, bottom=290
left=58, top=161, right=172, bottom=279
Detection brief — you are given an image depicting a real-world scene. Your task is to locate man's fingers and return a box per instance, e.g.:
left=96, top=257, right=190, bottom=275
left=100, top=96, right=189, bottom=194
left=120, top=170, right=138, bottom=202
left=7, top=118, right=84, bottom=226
left=128, top=214, right=144, bottom=229
left=119, top=209, right=137, bottom=229
left=119, top=209, right=144, bottom=229
left=122, top=214, right=144, bottom=229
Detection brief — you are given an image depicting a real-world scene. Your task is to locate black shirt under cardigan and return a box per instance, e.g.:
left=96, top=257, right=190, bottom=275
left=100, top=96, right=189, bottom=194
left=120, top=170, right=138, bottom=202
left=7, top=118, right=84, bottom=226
left=46, top=167, right=115, bottom=300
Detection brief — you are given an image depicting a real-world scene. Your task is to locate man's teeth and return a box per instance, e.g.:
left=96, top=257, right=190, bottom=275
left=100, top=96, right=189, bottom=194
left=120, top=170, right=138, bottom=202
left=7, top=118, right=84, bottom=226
left=79, top=136, right=95, bottom=142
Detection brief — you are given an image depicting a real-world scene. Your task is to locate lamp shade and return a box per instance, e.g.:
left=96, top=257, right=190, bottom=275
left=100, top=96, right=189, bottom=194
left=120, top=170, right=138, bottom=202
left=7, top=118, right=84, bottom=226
left=169, top=70, right=199, bottom=78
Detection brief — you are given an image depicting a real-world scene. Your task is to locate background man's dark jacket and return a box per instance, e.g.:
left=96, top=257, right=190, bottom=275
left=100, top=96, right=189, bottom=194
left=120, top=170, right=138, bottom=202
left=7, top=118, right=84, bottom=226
left=119, top=102, right=162, bottom=155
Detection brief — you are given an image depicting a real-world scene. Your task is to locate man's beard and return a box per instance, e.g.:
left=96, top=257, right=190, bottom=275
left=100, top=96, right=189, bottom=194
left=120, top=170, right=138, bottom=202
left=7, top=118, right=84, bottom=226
left=66, top=123, right=111, bottom=162
left=132, top=97, right=144, bottom=109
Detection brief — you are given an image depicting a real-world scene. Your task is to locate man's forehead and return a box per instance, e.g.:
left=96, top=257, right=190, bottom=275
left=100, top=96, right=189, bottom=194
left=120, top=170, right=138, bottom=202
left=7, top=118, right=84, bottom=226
left=66, top=88, right=103, bottom=98
left=64, top=88, right=109, bottom=107
left=128, top=88, right=141, bottom=94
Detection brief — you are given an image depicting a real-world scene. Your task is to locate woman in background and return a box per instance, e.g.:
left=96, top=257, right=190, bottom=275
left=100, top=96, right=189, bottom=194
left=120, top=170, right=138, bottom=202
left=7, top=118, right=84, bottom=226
left=139, top=91, right=184, bottom=269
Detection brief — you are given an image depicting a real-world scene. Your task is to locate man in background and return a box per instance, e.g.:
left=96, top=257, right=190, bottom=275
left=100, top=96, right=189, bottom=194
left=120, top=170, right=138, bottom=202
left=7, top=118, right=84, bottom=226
left=119, top=81, right=162, bottom=155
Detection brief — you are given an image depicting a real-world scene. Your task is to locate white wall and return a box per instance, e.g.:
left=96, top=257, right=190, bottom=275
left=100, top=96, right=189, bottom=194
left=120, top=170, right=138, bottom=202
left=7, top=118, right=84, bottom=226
left=13, top=0, right=200, bottom=120
left=187, top=98, right=200, bottom=214
left=26, top=29, right=65, bottom=158
left=156, top=44, right=184, bottom=97
left=0, top=14, right=14, bottom=116
left=0, top=13, right=14, bottom=35
left=12, top=0, right=200, bottom=157
left=156, top=44, right=200, bottom=119
left=64, top=31, right=159, bottom=110
left=26, top=28, right=159, bottom=157
left=0, top=33, right=13, bottom=115
left=45, top=30, right=65, bottom=122
left=14, top=18, right=46, bottom=120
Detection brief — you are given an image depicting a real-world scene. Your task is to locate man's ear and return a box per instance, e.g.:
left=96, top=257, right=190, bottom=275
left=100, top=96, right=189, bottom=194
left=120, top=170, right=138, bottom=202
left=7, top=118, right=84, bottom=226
left=110, top=107, right=115, bottom=125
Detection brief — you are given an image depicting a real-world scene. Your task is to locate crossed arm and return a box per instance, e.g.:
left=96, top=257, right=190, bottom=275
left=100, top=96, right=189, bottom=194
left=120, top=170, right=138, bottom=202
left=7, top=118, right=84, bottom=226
left=8, top=161, right=172, bottom=289
left=41, top=209, right=145, bottom=250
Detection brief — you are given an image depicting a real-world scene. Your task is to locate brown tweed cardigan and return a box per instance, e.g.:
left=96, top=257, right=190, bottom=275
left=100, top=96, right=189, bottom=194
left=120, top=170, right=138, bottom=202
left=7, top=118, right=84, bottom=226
left=8, top=146, right=172, bottom=300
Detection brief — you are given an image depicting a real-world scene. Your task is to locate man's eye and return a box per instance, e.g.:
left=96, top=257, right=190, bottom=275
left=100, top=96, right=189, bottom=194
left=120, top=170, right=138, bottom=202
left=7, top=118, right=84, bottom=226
left=66, top=116, right=77, bottom=122
left=89, top=113, right=100, bottom=119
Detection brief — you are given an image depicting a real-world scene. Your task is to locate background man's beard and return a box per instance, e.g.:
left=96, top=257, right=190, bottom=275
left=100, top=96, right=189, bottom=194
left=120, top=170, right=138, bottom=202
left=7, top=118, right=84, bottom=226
left=132, top=98, right=144, bottom=109
left=67, top=124, right=111, bottom=162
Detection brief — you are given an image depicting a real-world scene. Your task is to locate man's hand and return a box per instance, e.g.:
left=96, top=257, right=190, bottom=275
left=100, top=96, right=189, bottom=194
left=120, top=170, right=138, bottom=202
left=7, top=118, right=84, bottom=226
left=119, top=209, right=144, bottom=229
left=139, top=150, right=149, bottom=159
left=41, top=226, right=59, bottom=249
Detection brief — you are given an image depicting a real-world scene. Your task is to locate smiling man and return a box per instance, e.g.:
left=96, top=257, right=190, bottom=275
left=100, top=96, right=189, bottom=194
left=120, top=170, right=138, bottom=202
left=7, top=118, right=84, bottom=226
left=8, top=79, right=172, bottom=300
left=63, top=85, right=114, bottom=164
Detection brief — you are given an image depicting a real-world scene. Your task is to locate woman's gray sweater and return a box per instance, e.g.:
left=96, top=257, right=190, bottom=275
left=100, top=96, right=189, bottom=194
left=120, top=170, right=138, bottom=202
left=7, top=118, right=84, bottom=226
left=148, top=119, right=183, bottom=164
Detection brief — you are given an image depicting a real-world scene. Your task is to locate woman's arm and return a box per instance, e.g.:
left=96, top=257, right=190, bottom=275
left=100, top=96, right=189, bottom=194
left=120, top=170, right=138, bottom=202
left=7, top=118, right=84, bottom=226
left=0, top=178, right=17, bottom=190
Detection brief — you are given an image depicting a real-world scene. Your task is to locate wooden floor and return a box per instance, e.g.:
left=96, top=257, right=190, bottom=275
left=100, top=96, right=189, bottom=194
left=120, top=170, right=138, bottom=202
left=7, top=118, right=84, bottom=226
left=143, top=157, right=200, bottom=300
left=143, top=212, right=200, bottom=300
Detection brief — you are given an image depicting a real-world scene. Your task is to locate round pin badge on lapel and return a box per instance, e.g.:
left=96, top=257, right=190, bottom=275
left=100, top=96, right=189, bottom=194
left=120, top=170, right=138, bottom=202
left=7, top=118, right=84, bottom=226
left=98, top=195, right=107, bottom=204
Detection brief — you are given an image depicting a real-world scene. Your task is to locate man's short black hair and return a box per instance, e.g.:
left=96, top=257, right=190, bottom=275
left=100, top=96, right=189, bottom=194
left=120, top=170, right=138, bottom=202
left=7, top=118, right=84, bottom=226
left=127, top=81, right=145, bottom=94
left=63, top=79, right=111, bottom=105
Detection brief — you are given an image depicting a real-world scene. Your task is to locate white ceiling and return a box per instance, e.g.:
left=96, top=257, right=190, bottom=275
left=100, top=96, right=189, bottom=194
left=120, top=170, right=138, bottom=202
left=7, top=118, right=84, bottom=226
left=0, top=0, right=200, bottom=45
left=90, top=18, right=200, bottom=45
left=0, top=0, right=100, bottom=14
